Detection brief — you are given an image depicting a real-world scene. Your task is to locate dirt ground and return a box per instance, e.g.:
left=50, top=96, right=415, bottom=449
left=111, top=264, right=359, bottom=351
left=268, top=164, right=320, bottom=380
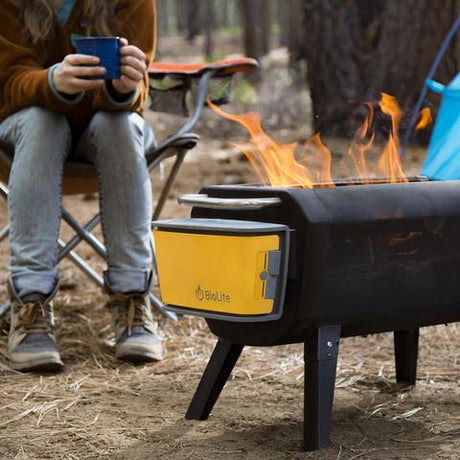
left=0, top=35, right=459, bottom=460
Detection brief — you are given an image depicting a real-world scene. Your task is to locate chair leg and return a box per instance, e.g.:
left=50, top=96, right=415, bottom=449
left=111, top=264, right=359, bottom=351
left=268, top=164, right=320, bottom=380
left=148, top=293, right=177, bottom=321
left=0, top=182, right=8, bottom=199
left=186, top=339, right=244, bottom=420
left=58, top=215, right=101, bottom=261
left=58, top=238, right=105, bottom=287
left=0, top=187, right=12, bottom=317
left=394, top=329, right=419, bottom=385
left=0, top=300, right=10, bottom=318
left=0, top=224, right=9, bottom=242
left=152, top=149, right=186, bottom=220
left=0, top=184, right=9, bottom=243
left=62, top=208, right=107, bottom=258
left=304, top=325, right=341, bottom=451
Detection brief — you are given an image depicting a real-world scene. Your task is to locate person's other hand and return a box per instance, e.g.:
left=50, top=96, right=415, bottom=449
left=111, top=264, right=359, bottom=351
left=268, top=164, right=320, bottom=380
left=53, top=54, right=106, bottom=94
left=111, top=37, right=147, bottom=94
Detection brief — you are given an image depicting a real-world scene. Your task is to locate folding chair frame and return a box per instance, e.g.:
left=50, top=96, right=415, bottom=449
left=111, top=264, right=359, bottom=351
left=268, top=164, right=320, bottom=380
left=0, top=59, right=259, bottom=320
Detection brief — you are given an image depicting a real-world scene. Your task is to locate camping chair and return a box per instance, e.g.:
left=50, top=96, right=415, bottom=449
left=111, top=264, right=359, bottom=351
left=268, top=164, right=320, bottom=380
left=0, top=58, right=259, bottom=320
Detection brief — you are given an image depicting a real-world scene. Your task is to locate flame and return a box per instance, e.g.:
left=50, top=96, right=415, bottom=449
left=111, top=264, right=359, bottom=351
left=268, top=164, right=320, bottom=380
left=415, top=107, right=432, bottom=131
left=208, top=93, right=422, bottom=187
left=347, top=102, right=374, bottom=184
left=301, top=133, right=335, bottom=186
left=209, top=101, right=323, bottom=187
left=377, top=93, right=407, bottom=183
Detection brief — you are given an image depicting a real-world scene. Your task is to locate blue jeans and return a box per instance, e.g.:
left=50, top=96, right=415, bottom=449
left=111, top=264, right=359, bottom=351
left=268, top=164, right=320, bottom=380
left=0, top=107, right=155, bottom=297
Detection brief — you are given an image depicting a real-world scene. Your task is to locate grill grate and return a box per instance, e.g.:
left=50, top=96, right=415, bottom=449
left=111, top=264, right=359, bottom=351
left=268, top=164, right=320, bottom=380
left=237, top=176, right=429, bottom=189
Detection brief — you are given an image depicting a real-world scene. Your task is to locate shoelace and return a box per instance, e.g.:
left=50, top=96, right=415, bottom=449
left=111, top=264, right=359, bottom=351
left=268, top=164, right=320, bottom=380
left=15, top=303, right=51, bottom=333
left=112, top=294, right=147, bottom=337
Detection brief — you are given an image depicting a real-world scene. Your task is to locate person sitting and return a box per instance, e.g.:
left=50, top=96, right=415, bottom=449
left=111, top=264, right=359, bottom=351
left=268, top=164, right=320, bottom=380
left=0, top=0, right=164, bottom=371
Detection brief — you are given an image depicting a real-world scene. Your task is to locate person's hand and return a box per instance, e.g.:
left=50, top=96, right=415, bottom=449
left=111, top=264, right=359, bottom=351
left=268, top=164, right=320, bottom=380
left=53, top=54, right=106, bottom=94
left=111, top=37, right=147, bottom=94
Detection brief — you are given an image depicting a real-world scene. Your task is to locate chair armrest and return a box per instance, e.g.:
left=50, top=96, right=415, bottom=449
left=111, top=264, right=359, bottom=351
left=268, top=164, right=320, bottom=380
left=145, top=133, right=200, bottom=164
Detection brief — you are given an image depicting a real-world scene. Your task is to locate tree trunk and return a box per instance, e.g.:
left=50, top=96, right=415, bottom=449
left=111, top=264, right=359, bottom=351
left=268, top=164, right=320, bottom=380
left=369, top=1, right=429, bottom=105
left=287, top=0, right=306, bottom=64
left=186, top=0, right=201, bottom=42
left=156, top=0, right=169, bottom=37
left=216, top=0, right=231, bottom=28
left=415, top=1, right=460, bottom=107
left=239, top=0, right=270, bottom=60
left=303, top=0, right=363, bottom=135
left=302, top=0, right=460, bottom=137
left=203, top=1, right=217, bottom=58
left=278, top=0, right=289, bottom=47
left=174, top=0, right=186, bottom=32
left=260, top=0, right=271, bottom=55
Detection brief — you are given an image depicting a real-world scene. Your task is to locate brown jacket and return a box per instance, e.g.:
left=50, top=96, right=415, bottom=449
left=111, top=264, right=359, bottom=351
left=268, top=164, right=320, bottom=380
left=0, top=0, right=156, bottom=136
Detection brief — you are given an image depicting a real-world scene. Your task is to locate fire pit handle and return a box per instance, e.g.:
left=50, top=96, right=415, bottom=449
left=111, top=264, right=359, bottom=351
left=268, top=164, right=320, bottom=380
left=178, top=194, right=282, bottom=209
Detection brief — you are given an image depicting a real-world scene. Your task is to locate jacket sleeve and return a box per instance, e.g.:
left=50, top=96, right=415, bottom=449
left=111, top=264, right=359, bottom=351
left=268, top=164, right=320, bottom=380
left=0, top=5, right=82, bottom=116
left=92, top=0, right=157, bottom=113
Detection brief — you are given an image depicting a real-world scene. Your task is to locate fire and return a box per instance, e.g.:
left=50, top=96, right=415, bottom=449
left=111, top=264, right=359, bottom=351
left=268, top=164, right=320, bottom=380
left=415, top=107, right=432, bottom=131
left=208, top=103, right=318, bottom=187
left=377, top=93, right=407, bottom=183
left=208, top=94, right=430, bottom=187
left=300, top=133, right=334, bottom=186
left=347, top=102, right=374, bottom=184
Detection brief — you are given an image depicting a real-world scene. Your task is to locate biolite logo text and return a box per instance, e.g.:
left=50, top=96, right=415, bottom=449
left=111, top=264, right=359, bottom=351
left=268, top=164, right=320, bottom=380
left=195, top=285, right=231, bottom=303
left=195, top=285, right=204, bottom=301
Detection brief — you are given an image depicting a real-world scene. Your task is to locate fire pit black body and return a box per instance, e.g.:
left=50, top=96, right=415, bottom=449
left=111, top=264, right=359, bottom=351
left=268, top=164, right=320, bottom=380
left=178, top=180, right=460, bottom=450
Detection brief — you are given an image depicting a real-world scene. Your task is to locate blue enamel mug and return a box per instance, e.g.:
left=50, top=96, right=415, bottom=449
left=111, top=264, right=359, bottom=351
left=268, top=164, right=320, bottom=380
left=75, top=36, right=121, bottom=80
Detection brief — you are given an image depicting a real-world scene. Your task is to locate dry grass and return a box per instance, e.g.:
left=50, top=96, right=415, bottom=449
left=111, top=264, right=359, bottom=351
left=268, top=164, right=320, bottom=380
left=0, top=126, right=458, bottom=458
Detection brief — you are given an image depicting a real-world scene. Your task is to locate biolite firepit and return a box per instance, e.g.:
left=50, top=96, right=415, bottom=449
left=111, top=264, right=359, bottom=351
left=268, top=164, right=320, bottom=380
left=153, top=178, right=460, bottom=451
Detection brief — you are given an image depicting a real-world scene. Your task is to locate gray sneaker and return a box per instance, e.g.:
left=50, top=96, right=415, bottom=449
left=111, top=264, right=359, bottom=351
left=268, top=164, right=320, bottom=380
left=8, top=279, right=63, bottom=372
left=108, top=292, right=165, bottom=362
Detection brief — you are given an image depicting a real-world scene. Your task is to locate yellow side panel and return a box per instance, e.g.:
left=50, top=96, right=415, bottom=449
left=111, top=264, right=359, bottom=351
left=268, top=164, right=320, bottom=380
left=154, top=230, right=280, bottom=315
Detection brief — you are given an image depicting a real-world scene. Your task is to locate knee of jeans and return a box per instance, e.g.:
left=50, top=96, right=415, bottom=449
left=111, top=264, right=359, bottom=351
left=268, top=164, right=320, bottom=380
left=90, top=111, right=130, bottom=134
left=21, top=107, right=69, bottom=133
left=89, top=111, right=143, bottom=148
left=16, top=108, right=69, bottom=158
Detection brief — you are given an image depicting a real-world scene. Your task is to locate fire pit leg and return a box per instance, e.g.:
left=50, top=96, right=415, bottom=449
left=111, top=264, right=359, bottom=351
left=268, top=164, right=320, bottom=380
left=394, top=329, right=419, bottom=385
left=185, top=339, right=244, bottom=420
left=304, top=325, right=341, bottom=451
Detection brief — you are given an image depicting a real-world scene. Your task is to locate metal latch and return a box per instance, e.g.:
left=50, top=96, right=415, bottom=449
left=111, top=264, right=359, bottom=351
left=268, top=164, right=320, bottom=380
left=260, top=250, right=281, bottom=299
